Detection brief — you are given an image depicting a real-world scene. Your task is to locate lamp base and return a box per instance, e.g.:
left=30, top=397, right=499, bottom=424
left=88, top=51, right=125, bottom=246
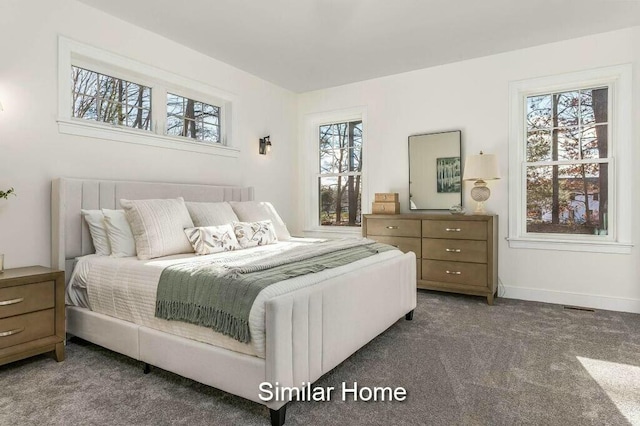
left=470, top=180, right=491, bottom=215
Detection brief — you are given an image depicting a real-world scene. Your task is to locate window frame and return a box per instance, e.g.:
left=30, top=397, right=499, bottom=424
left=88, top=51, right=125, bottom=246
left=71, top=65, right=153, bottom=131
left=58, top=36, right=238, bottom=158
left=166, top=92, right=221, bottom=143
left=303, top=107, right=368, bottom=236
left=318, top=120, right=364, bottom=227
left=508, top=65, right=633, bottom=254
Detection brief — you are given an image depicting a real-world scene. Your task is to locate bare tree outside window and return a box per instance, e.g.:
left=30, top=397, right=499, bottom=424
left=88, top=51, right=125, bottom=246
left=166, top=93, right=220, bottom=143
left=71, top=66, right=151, bottom=130
left=525, top=87, right=609, bottom=235
left=318, top=121, right=362, bottom=226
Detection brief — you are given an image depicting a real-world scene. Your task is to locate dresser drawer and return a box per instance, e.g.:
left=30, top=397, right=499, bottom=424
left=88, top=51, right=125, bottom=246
left=422, top=220, right=487, bottom=240
left=0, top=281, right=55, bottom=319
left=366, top=219, right=421, bottom=237
left=422, top=239, right=486, bottom=263
left=368, top=235, right=421, bottom=257
left=0, top=309, right=55, bottom=349
left=422, top=260, right=487, bottom=287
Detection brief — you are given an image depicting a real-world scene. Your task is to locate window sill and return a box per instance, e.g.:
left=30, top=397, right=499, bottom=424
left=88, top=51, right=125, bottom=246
left=57, top=119, right=240, bottom=158
left=507, top=237, right=633, bottom=254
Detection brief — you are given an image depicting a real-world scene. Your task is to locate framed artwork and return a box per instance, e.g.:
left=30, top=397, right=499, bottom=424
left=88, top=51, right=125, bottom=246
left=436, top=157, right=461, bottom=193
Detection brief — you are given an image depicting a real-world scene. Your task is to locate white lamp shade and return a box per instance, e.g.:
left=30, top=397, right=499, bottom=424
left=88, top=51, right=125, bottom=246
left=463, top=153, right=500, bottom=181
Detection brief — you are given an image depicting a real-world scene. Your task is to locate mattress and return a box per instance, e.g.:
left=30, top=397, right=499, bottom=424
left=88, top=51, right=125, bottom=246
left=67, top=238, right=403, bottom=358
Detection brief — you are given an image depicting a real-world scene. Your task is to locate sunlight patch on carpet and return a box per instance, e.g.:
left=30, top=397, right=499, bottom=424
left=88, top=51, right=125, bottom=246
left=577, top=356, right=640, bottom=425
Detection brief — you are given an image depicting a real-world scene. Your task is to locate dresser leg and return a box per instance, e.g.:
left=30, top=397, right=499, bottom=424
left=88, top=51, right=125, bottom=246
left=486, top=294, right=494, bottom=305
left=54, top=342, right=65, bottom=362
left=405, top=310, right=414, bottom=320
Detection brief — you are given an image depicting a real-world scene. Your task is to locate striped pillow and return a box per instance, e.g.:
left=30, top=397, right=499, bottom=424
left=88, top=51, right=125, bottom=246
left=120, top=197, right=194, bottom=260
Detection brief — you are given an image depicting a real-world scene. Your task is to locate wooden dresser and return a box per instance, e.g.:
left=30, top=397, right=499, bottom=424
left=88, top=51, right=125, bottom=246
left=0, top=266, right=65, bottom=366
left=363, top=214, right=498, bottom=304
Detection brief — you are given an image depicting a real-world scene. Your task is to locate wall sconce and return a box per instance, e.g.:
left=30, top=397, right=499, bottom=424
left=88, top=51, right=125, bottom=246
left=462, top=151, right=500, bottom=214
left=259, top=135, right=272, bottom=155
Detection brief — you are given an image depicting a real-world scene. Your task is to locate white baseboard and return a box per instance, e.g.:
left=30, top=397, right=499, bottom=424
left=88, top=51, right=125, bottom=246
left=499, top=285, right=640, bottom=314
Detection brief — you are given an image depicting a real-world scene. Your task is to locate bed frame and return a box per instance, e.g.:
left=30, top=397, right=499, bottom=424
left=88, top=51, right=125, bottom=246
left=51, top=177, right=417, bottom=425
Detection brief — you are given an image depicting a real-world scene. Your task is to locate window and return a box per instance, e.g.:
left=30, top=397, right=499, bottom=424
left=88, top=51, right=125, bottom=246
left=508, top=65, right=632, bottom=253
left=525, top=87, right=609, bottom=235
left=72, top=66, right=151, bottom=130
left=318, top=120, right=363, bottom=226
left=166, top=94, right=220, bottom=143
left=58, top=37, right=237, bottom=157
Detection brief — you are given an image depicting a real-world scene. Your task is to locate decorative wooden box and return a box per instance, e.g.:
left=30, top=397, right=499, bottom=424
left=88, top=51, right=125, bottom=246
left=372, top=193, right=400, bottom=214
left=374, top=193, right=399, bottom=203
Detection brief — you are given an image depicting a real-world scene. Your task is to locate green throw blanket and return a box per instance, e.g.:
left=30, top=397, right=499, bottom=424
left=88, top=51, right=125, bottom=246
left=155, top=239, right=396, bottom=343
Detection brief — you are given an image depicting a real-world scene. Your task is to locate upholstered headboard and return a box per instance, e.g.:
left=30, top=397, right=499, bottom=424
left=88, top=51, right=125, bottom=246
left=51, top=178, right=254, bottom=282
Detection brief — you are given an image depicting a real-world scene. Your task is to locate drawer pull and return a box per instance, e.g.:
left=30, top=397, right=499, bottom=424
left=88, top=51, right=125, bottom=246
left=0, top=327, right=25, bottom=337
left=445, top=270, right=462, bottom=275
left=445, top=228, right=461, bottom=232
left=0, top=297, right=24, bottom=306
left=386, top=226, right=399, bottom=229
left=445, top=249, right=462, bottom=253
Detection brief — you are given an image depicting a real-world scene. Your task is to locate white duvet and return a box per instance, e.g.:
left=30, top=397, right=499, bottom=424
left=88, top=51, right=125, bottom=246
left=67, top=238, right=402, bottom=358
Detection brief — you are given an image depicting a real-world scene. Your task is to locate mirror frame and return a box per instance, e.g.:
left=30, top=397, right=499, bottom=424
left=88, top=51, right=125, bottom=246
left=408, top=130, right=463, bottom=211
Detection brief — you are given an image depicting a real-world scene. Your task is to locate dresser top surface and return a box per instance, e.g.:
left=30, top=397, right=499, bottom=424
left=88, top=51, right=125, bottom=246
left=364, top=213, right=497, bottom=221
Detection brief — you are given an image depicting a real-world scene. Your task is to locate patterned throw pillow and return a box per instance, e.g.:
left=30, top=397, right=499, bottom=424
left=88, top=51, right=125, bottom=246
left=184, top=224, right=240, bottom=255
left=233, top=220, right=277, bottom=248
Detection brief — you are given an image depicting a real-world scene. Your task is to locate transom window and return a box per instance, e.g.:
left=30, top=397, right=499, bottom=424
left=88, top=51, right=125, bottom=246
left=166, top=94, right=221, bottom=143
left=525, top=87, right=610, bottom=236
left=71, top=66, right=151, bottom=130
left=60, top=37, right=237, bottom=157
left=318, top=120, right=363, bottom=227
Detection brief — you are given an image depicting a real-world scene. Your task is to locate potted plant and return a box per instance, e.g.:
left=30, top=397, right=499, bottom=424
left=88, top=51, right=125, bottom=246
left=0, top=187, right=15, bottom=199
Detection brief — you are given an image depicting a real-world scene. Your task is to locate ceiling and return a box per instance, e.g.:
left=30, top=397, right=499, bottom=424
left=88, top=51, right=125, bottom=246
left=77, top=0, right=640, bottom=93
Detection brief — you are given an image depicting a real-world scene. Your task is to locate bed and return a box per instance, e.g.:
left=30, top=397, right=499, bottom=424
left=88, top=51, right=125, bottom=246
left=51, top=177, right=417, bottom=425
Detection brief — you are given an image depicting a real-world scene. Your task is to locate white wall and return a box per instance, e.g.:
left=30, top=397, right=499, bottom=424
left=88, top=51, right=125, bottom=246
left=0, top=0, right=297, bottom=269
left=1, top=1, right=637, bottom=313
left=297, top=28, right=640, bottom=313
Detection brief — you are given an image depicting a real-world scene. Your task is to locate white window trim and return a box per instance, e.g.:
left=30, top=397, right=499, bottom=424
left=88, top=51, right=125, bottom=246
left=58, top=36, right=239, bottom=158
left=302, top=107, right=368, bottom=237
left=508, top=64, right=633, bottom=254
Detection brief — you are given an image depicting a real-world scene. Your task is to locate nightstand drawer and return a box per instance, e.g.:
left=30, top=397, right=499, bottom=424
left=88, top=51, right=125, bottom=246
left=422, top=260, right=487, bottom=287
left=0, top=309, right=55, bottom=349
left=422, top=220, right=487, bottom=240
left=366, top=219, right=420, bottom=237
left=422, top=239, right=486, bottom=263
left=368, top=235, right=421, bottom=257
left=0, top=281, right=55, bottom=319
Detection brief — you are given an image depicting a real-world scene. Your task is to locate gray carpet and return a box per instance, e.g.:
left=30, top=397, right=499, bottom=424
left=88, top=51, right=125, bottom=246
left=1, top=291, right=639, bottom=426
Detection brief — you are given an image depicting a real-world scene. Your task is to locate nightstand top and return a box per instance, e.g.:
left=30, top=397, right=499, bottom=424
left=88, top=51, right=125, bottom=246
left=0, top=266, right=63, bottom=283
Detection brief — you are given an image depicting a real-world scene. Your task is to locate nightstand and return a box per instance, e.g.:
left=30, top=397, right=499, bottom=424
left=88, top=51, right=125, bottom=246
left=0, top=266, right=65, bottom=366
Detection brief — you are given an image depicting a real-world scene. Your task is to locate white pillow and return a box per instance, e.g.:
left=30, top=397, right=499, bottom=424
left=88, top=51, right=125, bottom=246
left=233, top=220, right=277, bottom=248
left=229, top=201, right=291, bottom=241
left=81, top=209, right=111, bottom=256
left=120, top=197, right=194, bottom=260
left=102, top=209, right=137, bottom=257
left=184, top=224, right=240, bottom=255
left=185, top=202, right=239, bottom=227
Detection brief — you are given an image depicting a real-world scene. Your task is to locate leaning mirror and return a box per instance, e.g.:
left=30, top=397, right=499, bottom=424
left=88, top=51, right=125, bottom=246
left=409, top=130, right=462, bottom=210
